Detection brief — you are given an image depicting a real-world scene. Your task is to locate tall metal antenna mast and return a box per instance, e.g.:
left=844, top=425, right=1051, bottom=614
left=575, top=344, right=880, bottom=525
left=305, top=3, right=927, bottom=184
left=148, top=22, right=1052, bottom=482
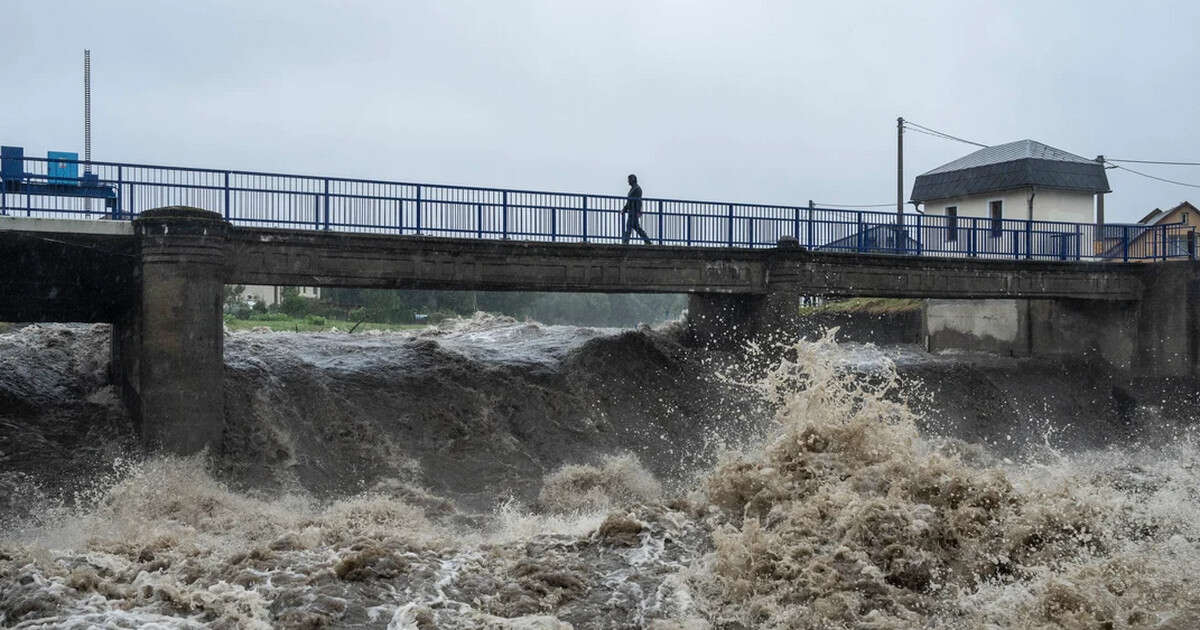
left=84, top=49, right=91, bottom=173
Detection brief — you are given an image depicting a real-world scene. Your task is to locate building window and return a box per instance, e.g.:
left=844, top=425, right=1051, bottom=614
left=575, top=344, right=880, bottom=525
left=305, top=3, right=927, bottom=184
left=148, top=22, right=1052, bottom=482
left=989, top=200, right=1003, bottom=236
left=946, top=206, right=958, bottom=242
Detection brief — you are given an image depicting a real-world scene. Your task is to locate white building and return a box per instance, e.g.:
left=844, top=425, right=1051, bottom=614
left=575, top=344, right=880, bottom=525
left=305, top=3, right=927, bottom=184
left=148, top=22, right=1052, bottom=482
left=909, top=140, right=1110, bottom=259
left=242, top=285, right=320, bottom=307
left=911, top=139, right=1109, bottom=224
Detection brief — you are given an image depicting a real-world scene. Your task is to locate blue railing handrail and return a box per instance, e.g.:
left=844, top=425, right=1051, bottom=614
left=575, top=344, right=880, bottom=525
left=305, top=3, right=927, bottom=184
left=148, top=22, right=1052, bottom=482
left=6, top=153, right=1172, bottom=230
left=2, top=150, right=1196, bottom=262
left=11, top=154, right=823, bottom=212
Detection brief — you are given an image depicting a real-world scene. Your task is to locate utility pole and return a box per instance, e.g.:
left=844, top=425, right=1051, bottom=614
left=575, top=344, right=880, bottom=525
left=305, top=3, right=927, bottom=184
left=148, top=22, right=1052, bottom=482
left=84, top=49, right=91, bottom=174
left=897, top=117, right=904, bottom=226
left=1095, top=155, right=1105, bottom=228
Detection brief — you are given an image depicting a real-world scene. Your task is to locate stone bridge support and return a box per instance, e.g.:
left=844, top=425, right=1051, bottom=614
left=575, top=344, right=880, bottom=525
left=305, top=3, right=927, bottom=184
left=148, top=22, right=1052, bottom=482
left=924, top=269, right=1200, bottom=376
left=113, top=208, right=229, bottom=453
left=1132, top=263, right=1200, bottom=376
left=686, top=291, right=802, bottom=347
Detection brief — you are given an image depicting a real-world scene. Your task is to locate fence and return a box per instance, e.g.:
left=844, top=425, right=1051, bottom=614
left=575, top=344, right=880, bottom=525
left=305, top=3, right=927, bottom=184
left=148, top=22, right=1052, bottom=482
left=0, top=153, right=1192, bottom=262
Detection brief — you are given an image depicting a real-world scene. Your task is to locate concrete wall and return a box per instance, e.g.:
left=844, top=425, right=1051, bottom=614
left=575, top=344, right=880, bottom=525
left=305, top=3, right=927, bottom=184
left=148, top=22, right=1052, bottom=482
left=925, top=298, right=1138, bottom=368
left=1028, top=299, right=1138, bottom=371
left=1133, top=263, right=1200, bottom=376
left=924, top=299, right=1028, bottom=355
left=923, top=279, right=1181, bottom=374
left=922, top=187, right=1095, bottom=223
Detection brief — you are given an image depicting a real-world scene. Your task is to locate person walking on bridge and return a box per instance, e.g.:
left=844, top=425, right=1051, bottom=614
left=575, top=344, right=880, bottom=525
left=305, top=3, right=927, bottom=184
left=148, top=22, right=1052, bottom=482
left=621, top=173, right=652, bottom=245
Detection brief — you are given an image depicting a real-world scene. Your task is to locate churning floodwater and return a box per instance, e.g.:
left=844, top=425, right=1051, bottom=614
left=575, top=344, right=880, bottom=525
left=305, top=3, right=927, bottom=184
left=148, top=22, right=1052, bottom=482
left=1, top=319, right=1198, bottom=628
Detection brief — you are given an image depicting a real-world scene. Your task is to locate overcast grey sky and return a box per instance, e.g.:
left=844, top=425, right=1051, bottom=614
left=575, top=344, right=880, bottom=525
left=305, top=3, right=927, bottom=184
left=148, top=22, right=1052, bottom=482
left=3, top=1, right=1198, bottom=222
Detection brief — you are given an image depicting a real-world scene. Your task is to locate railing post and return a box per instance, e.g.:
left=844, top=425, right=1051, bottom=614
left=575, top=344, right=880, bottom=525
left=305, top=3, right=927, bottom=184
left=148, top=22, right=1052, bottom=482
left=1122, top=225, right=1129, bottom=262
left=969, top=218, right=976, bottom=257
left=807, top=200, right=814, bottom=249
left=856, top=211, right=864, bottom=252
left=113, top=165, right=123, bottom=220
left=727, top=204, right=734, bottom=247
left=415, top=185, right=422, bottom=235
left=223, top=171, right=231, bottom=221
left=748, top=217, right=755, bottom=247
left=686, top=214, right=692, bottom=246
left=1162, top=224, right=1168, bottom=260
left=581, top=195, right=588, bottom=242
left=1075, top=224, right=1081, bottom=261
left=322, top=178, right=331, bottom=230
left=313, top=193, right=320, bottom=230
left=502, top=190, right=509, bottom=239
left=551, top=202, right=557, bottom=242
left=476, top=203, right=483, bottom=238
left=792, top=206, right=801, bottom=241
left=1025, top=220, right=1032, bottom=260
left=657, top=200, right=664, bottom=245
left=915, top=213, right=922, bottom=256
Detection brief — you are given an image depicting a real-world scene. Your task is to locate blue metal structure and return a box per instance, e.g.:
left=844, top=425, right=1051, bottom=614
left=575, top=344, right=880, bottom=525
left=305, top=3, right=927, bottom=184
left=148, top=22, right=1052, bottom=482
left=0, top=147, right=1191, bottom=262
left=47, top=151, right=79, bottom=185
left=1, top=146, right=117, bottom=210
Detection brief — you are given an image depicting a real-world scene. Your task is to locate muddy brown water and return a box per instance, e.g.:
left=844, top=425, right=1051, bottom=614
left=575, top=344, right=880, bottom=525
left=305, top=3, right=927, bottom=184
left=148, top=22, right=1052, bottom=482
left=1, top=319, right=1197, bottom=628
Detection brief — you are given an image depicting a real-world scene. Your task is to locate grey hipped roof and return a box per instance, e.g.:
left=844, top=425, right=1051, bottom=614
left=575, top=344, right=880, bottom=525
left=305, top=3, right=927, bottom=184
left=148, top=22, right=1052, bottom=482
left=910, top=140, right=1110, bottom=203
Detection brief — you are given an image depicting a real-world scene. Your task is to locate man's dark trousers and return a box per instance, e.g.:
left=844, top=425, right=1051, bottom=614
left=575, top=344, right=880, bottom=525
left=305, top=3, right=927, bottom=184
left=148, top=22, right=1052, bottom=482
left=622, top=212, right=652, bottom=245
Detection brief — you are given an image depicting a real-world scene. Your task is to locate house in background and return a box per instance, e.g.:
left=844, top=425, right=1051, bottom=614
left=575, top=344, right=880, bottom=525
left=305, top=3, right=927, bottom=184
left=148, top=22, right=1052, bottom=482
left=242, top=285, right=320, bottom=307
left=908, top=140, right=1111, bottom=258
left=910, top=139, right=1110, bottom=224
left=1111, top=201, right=1200, bottom=261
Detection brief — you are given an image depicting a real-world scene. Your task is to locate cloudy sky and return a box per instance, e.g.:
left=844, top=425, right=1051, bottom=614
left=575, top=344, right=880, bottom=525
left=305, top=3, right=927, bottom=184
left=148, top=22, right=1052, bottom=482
left=3, top=0, right=1198, bottom=222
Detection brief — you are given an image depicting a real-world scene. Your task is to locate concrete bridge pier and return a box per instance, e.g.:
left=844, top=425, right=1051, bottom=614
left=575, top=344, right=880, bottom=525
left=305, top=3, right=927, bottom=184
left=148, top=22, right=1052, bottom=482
left=687, top=290, right=801, bottom=347
left=114, top=207, right=229, bottom=453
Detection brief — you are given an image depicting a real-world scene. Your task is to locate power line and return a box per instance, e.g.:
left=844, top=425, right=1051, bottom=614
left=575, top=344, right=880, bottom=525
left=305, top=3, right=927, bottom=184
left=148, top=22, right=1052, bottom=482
left=904, top=118, right=1200, bottom=189
left=1107, top=163, right=1200, bottom=189
left=902, top=120, right=990, bottom=148
left=905, top=126, right=983, bottom=146
left=1106, top=158, right=1200, bottom=166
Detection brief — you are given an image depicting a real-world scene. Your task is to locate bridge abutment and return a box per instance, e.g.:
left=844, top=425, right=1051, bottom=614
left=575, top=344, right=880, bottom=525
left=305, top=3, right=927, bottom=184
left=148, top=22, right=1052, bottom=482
left=1132, top=263, right=1200, bottom=376
left=117, top=207, right=230, bottom=453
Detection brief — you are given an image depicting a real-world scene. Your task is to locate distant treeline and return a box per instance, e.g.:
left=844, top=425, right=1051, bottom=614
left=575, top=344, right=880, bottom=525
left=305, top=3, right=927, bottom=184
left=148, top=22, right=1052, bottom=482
left=225, top=286, right=686, bottom=328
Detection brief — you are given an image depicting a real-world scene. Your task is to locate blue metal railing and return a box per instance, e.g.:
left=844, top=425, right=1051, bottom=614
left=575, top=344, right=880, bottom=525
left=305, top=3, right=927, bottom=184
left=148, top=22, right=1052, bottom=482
left=0, top=152, right=1193, bottom=262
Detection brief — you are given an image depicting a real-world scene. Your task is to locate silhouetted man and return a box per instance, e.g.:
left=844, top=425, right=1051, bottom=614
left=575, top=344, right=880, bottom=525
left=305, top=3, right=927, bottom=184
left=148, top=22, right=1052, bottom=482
left=621, top=173, right=652, bottom=245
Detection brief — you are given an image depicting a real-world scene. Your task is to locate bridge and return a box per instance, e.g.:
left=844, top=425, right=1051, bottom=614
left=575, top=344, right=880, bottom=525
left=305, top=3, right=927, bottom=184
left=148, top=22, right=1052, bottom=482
left=2, top=148, right=1194, bottom=261
left=3, top=151, right=1200, bottom=454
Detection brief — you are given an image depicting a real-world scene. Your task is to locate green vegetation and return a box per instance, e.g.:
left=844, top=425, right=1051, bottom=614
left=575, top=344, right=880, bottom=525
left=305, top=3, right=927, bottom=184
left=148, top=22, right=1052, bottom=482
left=222, top=313, right=423, bottom=333
left=797, top=297, right=922, bottom=316
left=222, top=285, right=687, bottom=332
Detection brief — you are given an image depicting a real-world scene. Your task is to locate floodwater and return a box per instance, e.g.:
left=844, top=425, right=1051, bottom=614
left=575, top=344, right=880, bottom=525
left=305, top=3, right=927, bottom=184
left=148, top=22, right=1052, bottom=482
left=0, top=319, right=1198, bottom=628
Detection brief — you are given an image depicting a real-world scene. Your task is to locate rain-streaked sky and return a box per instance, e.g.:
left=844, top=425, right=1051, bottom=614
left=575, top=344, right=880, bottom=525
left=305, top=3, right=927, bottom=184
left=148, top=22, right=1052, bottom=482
left=3, top=1, right=1198, bottom=222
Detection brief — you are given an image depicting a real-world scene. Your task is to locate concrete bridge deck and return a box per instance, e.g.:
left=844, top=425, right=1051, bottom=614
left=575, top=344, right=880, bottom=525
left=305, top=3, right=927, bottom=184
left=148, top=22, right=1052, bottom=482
left=2, top=213, right=1147, bottom=316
